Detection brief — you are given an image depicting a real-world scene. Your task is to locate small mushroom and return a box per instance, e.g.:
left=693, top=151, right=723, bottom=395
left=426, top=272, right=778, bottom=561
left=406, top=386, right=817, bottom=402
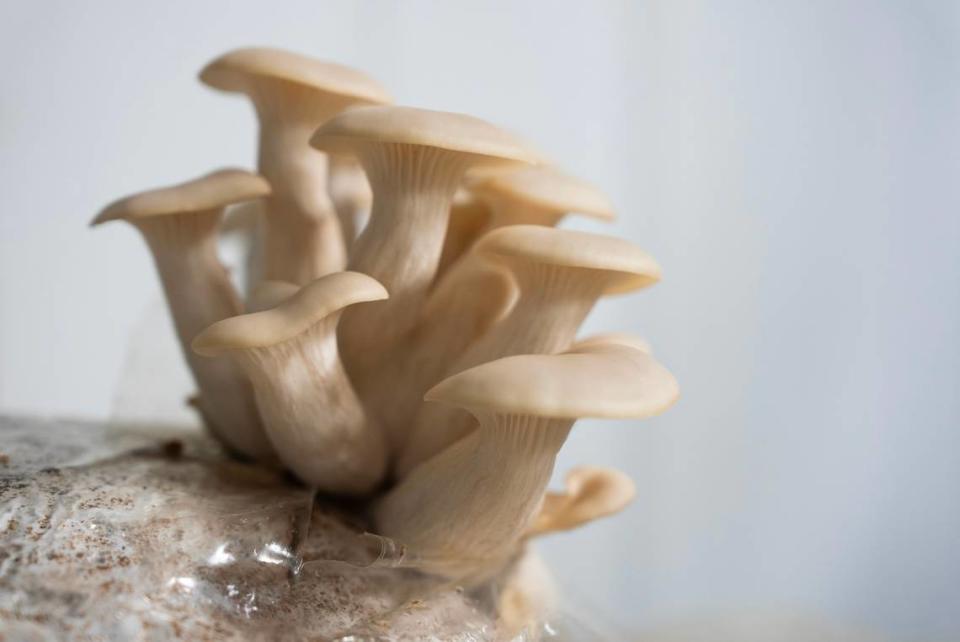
left=192, top=271, right=389, bottom=495
left=310, top=105, right=538, bottom=409
left=471, top=165, right=615, bottom=229
left=374, top=346, right=678, bottom=581
left=327, top=154, right=372, bottom=248
left=91, top=169, right=274, bottom=460
left=200, top=48, right=392, bottom=284
left=397, top=225, right=661, bottom=476
left=526, top=466, right=636, bottom=537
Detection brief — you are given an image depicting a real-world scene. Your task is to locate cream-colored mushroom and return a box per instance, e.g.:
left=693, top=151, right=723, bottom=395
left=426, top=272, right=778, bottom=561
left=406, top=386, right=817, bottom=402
left=374, top=346, right=679, bottom=581
left=526, top=466, right=636, bottom=537
left=310, top=105, right=538, bottom=410
left=192, top=271, right=389, bottom=495
left=327, top=154, right=372, bottom=248
left=91, top=169, right=274, bottom=461
left=397, top=225, right=661, bottom=476
left=200, top=48, right=392, bottom=284
left=471, top=164, right=615, bottom=229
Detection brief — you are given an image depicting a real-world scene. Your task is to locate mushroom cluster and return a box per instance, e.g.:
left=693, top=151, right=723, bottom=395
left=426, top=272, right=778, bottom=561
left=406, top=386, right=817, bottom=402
left=92, top=47, right=679, bottom=587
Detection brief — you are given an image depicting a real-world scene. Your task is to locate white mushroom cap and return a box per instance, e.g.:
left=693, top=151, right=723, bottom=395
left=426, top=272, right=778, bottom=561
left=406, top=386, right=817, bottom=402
left=91, top=169, right=270, bottom=226
left=193, top=271, right=387, bottom=355
left=310, top=105, right=540, bottom=167
left=474, top=225, right=661, bottom=295
left=425, top=346, right=679, bottom=420
left=199, top=47, right=392, bottom=105
left=471, top=166, right=615, bottom=222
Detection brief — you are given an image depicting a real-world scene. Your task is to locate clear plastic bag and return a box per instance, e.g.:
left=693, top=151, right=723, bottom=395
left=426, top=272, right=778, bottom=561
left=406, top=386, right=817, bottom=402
left=0, top=416, right=588, bottom=641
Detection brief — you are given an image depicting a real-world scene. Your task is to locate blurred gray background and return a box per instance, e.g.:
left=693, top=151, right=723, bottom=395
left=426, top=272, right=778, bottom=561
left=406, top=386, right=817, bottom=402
left=1, top=1, right=958, bottom=640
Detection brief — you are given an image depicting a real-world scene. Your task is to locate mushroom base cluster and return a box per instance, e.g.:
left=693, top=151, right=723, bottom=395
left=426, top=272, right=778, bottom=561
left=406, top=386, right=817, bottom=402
left=89, top=46, right=679, bottom=633
left=0, top=416, right=567, bottom=641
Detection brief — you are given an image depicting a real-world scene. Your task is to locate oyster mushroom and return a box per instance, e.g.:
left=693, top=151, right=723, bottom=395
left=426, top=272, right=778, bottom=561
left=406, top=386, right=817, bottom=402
left=374, top=345, right=679, bottom=581
left=309, top=105, right=538, bottom=410
left=200, top=47, right=392, bottom=284
left=91, top=169, right=274, bottom=460
left=526, top=466, right=636, bottom=537
left=192, top=271, right=389, bottom=495
left=397, top=225, right=661, bottom=476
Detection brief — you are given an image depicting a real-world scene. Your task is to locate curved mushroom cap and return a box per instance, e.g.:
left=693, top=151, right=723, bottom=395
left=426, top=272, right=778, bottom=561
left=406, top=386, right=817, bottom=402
left=474, top=225, right=661, bottom=295
left=193, top=271, right=387, bottom=355
left=425, top=347, right=679, bottom=419
left=92, top=169, right=270, bottom=226
left=534, top=466, right=636, bottom=534
left=472, top=166, right=615, bottom=222
left=199, top=47, right=392, bottom=105
left=309, top=105, right=540, bottom=167
left=569, top=332, right=652, bottom=355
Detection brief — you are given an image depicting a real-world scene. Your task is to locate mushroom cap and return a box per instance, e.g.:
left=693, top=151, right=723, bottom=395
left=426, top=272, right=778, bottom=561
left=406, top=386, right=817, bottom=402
left=425, top=345, right=679, bottom=420
left=560, top=466, right=636, bottom=521
left=472, top=166, right=615, bottom=221
left=199, top=47, right=392, bottom=105
left=569, top=332, right=652, bottom=355
left=192, top=271, right=387, bottom=355
left=532, top=466, right=636, bottom=535
left=309, top=105, right=540, bottom=167
left=91, top=169, right=270, bottom=226
left=474, top=226, right=661, bottom=295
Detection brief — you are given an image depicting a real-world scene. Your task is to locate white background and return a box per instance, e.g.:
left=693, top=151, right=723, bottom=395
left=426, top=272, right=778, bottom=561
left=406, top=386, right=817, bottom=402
left=1, top=1, right=958, bottom=640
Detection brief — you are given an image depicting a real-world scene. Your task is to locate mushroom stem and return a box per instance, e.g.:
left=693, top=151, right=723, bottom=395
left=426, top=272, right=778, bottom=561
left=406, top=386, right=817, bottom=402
left=192, top=272, right=389, bottom=494
left=136, top=212, right=273, bottom=459
left=375, top=412, right=572, bottom=581
left=237, top=320, right=381, bottom=493
left=257, top=107, right=346, bottom=284
left=339, top=144, right=470, bottom=386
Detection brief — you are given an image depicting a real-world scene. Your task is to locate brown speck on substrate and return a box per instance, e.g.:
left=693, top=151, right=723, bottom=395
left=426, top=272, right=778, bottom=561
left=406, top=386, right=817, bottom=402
left=161, top=439, right=184, bottom=459
left=0, top=452, right=9, bottom=465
